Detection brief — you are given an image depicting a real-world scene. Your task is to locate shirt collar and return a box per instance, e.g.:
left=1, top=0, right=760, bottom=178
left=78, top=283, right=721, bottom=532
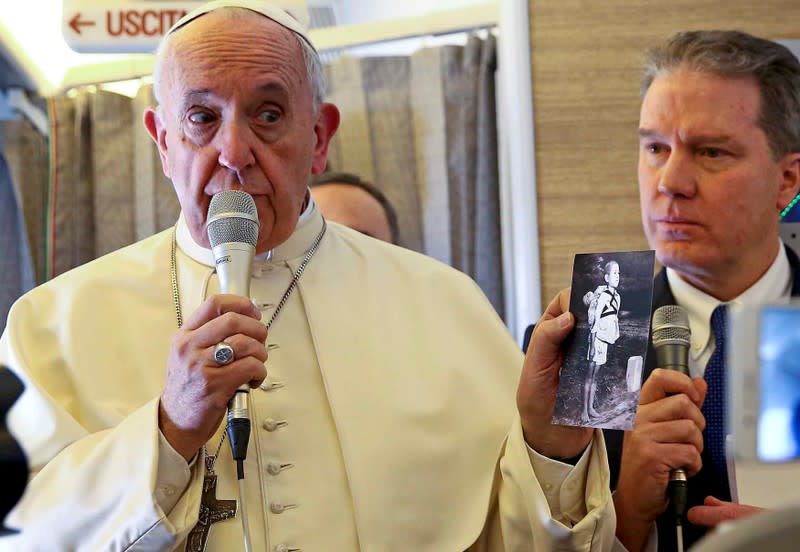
left=176, top=191, right=323, bottom=267
left=666, top=238, right=792, bottom=358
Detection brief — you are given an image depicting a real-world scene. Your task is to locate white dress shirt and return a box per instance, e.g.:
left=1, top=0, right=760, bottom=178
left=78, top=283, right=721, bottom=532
left=666, top=240, right=792, bottom=379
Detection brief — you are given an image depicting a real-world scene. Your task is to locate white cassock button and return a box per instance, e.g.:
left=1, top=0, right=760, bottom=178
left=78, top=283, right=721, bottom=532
left=263, top=418, right=278, bottom=431
left=269, top=502, right=286, bottom=514
left=270, top=502, right=297, bottom=514
left=262, top=418, right=287, bottom=432
left=266, top=462, right=293, bottom=475
left=259, top=379, right=285, bottom=391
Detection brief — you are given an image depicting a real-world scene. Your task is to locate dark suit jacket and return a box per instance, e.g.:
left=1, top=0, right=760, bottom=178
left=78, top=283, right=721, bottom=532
left=604, top=245, right=800, bottom=550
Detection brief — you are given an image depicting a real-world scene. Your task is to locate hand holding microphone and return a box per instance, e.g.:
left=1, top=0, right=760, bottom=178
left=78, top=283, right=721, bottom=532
left=206, top=190, right=262, bottom=479
left=158, top=191, right=267, bottom=464
left=614, top=306, right=707, bottom=552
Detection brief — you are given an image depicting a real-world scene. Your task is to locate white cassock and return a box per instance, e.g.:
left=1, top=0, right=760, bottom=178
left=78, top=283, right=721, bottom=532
left=0, top=203, right=617, bottom=551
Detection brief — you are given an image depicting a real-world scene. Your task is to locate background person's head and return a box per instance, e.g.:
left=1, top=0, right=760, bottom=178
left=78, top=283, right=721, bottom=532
left=310, top=172, right=399, bottom=244
left=144, top=4, right=340, bottom=254
left=637, top=30, right=800, bottom=299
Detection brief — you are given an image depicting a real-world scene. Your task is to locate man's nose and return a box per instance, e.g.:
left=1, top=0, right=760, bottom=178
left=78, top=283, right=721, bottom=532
left=657, top=150, right=697, bottom=199
left=217, top=120, right=256, bottom=173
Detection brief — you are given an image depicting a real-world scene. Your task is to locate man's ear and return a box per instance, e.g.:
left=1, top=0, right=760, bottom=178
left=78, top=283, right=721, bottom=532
left=310, top=103, right=340, bottom=175
left=143, top=106, right=171, bottom=178
left=777, top=152, right=800, bottom=212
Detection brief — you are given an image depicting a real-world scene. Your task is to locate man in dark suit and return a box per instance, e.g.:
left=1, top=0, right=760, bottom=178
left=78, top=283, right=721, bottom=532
left=606, top=31, right=800, bottom=551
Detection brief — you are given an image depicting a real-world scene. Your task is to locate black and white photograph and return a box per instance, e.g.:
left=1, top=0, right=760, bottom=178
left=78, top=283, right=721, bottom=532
left=552, top=250, right=656, bottom=430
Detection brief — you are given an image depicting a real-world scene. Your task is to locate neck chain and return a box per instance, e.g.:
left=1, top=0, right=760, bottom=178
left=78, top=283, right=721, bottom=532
left=169, top=219, right=327, bottom=470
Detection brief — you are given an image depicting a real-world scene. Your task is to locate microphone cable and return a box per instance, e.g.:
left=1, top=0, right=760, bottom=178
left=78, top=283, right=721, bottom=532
left=225, top=345, right=253, bottom=552
left=669, top=471, right=688, bottom=552
left=238, top=475, right=253, bottom=552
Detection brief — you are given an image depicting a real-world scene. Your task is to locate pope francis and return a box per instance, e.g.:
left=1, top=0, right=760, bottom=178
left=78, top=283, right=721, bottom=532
left=0, top=1, right=618, bottom=550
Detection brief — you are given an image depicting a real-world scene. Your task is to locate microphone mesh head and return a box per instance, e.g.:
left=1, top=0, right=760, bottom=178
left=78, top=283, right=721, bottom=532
left=206, top=191, right=259, bottom=247
left=652, top=305, right=691, bottom=347
left=208, top=190, right=258, bottom=218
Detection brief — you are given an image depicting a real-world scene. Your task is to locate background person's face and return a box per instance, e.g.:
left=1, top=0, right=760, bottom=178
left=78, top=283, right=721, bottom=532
left=638, top=68, right=795, bottom=289
left=146, top=11, right=337, bottom=253
left=310, top=183, right=394, bottom=243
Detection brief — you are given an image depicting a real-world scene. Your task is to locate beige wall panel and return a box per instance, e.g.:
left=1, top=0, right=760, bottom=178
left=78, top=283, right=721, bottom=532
left=528, top=0, right=800, bottom=304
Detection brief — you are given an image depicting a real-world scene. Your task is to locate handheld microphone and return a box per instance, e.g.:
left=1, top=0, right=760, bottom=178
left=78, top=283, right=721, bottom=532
left=651, top=305, right=692, bottom=527
left=206, top=190, right=259, bottom=479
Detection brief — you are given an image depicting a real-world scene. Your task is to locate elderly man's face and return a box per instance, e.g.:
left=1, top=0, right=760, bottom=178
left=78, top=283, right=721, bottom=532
left=145, top=10, right=339, bottom=253
left=638, top=68, right=800, bottom=294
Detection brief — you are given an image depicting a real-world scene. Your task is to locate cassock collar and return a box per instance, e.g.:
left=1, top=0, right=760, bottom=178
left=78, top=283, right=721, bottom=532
left=175, top=194, right=325, bottom=267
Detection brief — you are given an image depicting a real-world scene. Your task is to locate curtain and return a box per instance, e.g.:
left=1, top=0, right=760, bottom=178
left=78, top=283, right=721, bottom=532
left=0, top=33, right=504, bottom=323
left=325, top=35, right=504, bottom=317
left=0, top=136, right=33, bottom=335
left=0, top=118, right=47, bottom=333
left=132, top=87, right=182, bottom=242
left=47, top=89, right=177, bottom=277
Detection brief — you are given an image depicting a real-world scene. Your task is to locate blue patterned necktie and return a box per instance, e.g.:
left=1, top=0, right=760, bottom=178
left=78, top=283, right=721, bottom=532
left=701, top=304, right=731, bottom=500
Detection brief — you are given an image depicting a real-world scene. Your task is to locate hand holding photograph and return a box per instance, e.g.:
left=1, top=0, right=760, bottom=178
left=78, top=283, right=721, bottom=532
left=552, top=250, right=656, bottom=430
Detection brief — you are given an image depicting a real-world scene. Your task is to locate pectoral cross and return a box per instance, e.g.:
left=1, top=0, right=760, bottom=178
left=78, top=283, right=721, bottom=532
left=185, top=473, right=237, bottom=552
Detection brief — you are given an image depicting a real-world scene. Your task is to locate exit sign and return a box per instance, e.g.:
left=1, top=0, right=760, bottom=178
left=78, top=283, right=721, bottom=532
left=62, top=0, right=310, bottom=54
left=62, top=1, right=204, bottom=53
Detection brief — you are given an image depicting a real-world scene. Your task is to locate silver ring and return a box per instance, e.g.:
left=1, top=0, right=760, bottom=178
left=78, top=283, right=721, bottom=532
left=213, top=342, right=235, bottom=366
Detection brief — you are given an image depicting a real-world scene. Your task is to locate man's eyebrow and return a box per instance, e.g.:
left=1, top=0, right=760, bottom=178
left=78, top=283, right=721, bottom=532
left=179, top=89, right=213, bottom=113
left=686, top=133, right=736, bottom=145
left=256, top=82, right=290, bottom=96
left=178, top=83, right=290, bottom=112
left=638, top=128, right=661, bottom=139
left=638, top=128, right=737, bottom=145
